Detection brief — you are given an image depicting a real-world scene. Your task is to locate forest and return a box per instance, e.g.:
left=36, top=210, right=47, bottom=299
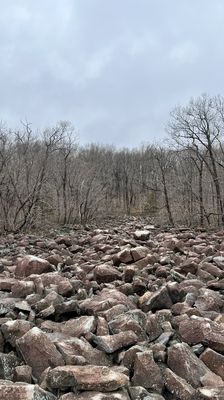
left=1, top=93, right=224, bottom=231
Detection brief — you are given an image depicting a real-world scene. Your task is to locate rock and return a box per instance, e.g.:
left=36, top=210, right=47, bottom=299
left=213, top=256, right=224, bottom=269
left=138, top=287, right=173, bottom=312
left=46, top=365, right=129, bottom=391
left=167, top=343, right=223, bottom=388
left=180, top=260, right=198, bottom=274
left=131, top=246, right=148, bottom=261
left=11, top=281, right=35, bottom=297
left=0, top=352, right=20, bottom=380
left=179, top=317, right=224, bottom=353
left=129, top=386, right=165, bottom=399
left=94, top=265, right=122, bottom=284
left=196, top=387, right=224, bottom=399
left=55, top=337, right=111, bottom=366
left=109, top=312, right=147, bottom=340
left=0, top=278, right=17, bottom=291
left=14, top=365, right=32, bottom=383
left=134, top=230, right=150, bottom=241
left=0, top=382, right=56, bottom=400
left=62, top=316, right=97, bottom=337
left=16, top=327, right=64, bottom=379
left=92, top=331, right=138, bottom=353
left=164, top=368, right=195, bottom=400
left=132, top=351, right=164, bottom=392
left=1, top=320, right=32, bottom=346
left=15, top=256, right=53, bottom=277
left=200, top=348, right=224, bottom=380
left=145, top=313, right=162, bottom=342
left=59, top=390, right=130, bottom=399
left=80, top=289, right=135, bottom=315
left=46, top=254, right=63, bottom=266
left=116, top=249, right=133, bottom=264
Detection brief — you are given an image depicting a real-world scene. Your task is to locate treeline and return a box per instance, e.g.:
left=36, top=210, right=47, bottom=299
left=1, top=94, right=224, bottom=231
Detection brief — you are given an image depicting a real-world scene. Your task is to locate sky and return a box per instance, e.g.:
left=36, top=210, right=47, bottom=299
left=0, top=0, right=224, bottom=147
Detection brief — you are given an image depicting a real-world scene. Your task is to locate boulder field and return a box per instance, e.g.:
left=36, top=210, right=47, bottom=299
left=0, top=220, right=223, bottom=399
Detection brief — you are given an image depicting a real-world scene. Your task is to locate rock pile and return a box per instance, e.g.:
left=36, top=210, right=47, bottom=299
left=0, top=221, right=223, bottom=399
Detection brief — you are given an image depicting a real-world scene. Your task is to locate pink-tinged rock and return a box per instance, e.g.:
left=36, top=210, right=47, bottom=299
left=194, top=288, right=223, bottom=312
left=59, top=391, right=130, bottom=399
left=145, top=314, right=163, bottom=342
left=213, top=256, right=224, bottom=269
left=132, top=350, right=164, bottom=392
left=200, top=348, right=224, bottom=380
left=179, top=316, right=224, bottom=353
left=46, top=365, right=129, bottom=391
left=15, top=256, right=54, bottom=277
left=122, top=345, right=146, bottom=370
left=134, top=230, right=150, bottom=241
left=16, top=327, right=64, bottom=379
left=0, top=382, right=56, bottom=400
left=79, top=289, right=136, bottom=315
left=62, top=316, right=97, bottom=337
left=0, top=297, right=19, bottom=315
left=0, top=278, right=17, bottom=291
left=14, top=365, right=32, bottom=383
left=92, top=331, right=138, bottom=353
left=138, top=287, right=173, bottom=312
left=1, top=320, right=32, bottom=347
left=196, top=387, right=224, bottom=399
left=94, top=265, right=122, bottom=284
left=129, top=387, right=165, bottom=400
left=109, top=312, right=147, bottom=340
left=11, top=281, right=35, bottom=297
left=167, top=343, right=223, bottom=388
left=180, top=260, right=198, bottom=274
left=55, top=337, right=111, bottom=366
left=131, top=246, right=148, bottom=261
left=116, top=248, right=133, bottom=264
left=200, top=262, right=223, bottom=278
left=55, top=236, right=72, bottom=246
left=99, top=304, right=129, bottom=322
left=46, top=254, right=63, bottom=266
left=164, top=368, right=195, bottom=400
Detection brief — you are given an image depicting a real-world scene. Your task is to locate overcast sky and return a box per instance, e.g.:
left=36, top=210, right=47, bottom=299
left=0, top=1, right=224, bottom=147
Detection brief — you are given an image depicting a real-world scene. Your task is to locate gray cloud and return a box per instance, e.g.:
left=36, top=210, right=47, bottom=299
left=0, top=0, right=223, bottom=147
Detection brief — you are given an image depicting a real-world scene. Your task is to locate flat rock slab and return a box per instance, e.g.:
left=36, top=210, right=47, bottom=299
left=59, top=390, right=130, bottom=399
left=138, top=287, right=173, bottom=312
left=46, top=365, right=129, bottom=391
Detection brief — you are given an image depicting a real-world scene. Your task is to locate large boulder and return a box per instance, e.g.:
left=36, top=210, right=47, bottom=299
left=16, top=327, right=64, bottom=379
left=15, top=256, right=53, bottom=277
left=46, top=365, right=129, bottom=391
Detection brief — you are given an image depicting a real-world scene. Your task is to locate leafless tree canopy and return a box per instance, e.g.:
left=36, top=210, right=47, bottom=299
left=2, top=94, right=224, bottom=231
